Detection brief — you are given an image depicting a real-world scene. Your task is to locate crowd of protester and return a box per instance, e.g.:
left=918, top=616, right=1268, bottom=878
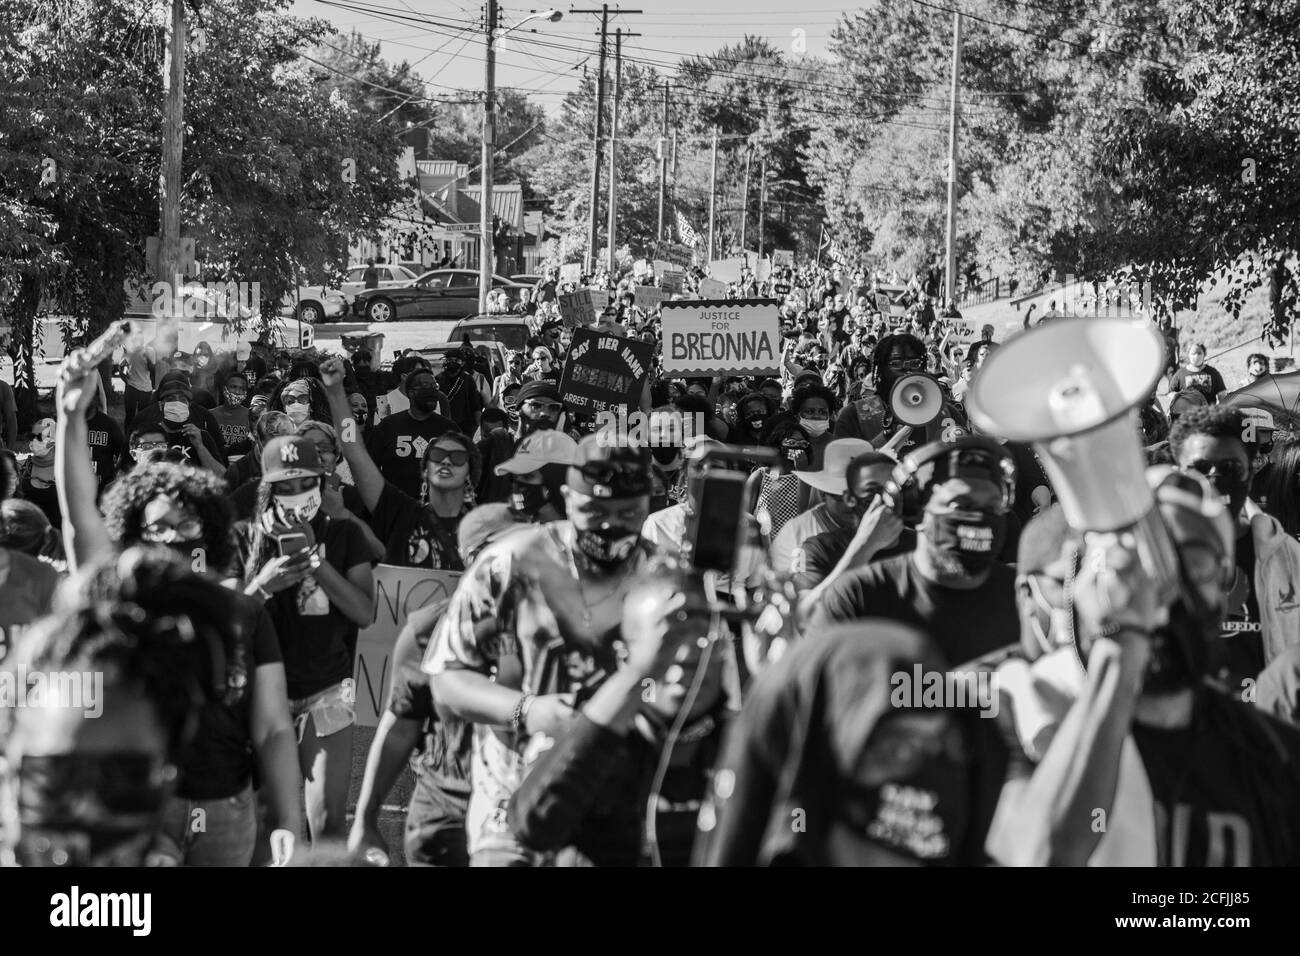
left=4, top=254, right=1300, bottom=868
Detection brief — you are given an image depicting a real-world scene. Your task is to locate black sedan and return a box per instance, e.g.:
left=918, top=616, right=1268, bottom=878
left=351, top=269, right=522, bottom=323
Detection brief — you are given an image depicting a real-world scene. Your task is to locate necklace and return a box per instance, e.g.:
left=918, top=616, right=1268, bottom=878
left=562, top=527, right=633, bottom=631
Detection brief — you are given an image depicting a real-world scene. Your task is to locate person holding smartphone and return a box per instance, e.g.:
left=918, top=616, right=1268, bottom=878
left=239, top=435, right=375, bottom=842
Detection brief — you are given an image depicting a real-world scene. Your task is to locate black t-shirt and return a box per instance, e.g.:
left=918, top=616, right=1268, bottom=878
left=1130, top=689, right=1300, bottom=865
left=370, top=482, right=465, bottom=571
left=85, top=410, right=125, bottom=491
left=365, top=410, right=457, bottom=500
left=1208, top=529, right=1263, bottom=690
left=1006, top=441, right=1050, bottom=527
left=133, top=401, right=228, bottom=463
left=177, top=591, right=283, bottom=800
left=810, top=554, right=1019, bottom=667
left=792, top=526, right=917, bottom=592
left=1170, top=365, right=1226, bottom=401
left=436, top=372, right=483, bottom=436
left=241, top=513, right=374, bottom=699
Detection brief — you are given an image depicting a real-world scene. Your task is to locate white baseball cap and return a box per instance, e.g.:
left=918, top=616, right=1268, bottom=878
left=494, top=430, right=578, bottom=476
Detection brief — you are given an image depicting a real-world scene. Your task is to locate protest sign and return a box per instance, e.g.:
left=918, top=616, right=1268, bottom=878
left=875, top=292, right=894, bottom=316
left=353, top=566, right=461, bottom=727
left=948, top=317, right=982, bottom=346
left=652, top=259, right=673, bottom=277
left=753, top=257, right=773, bottom=281
left=660, top=299, right=781, bottom=377
left=559, top=326, right=654, bottom=413
left=699, top=278, right=727, bottom=298
left=773, top=248, right=794, bottom=268
left=559, top=290, right=608, bottom=329
left=633, top=258, right=651, bottom=278
left=634, top=285, right=665, bottom=311
left=661, top=241, right=695, bottom=267
left=661, top=270, right=686, bottom=294
left=709, top=257, right=745, bottom=284
left=560, top=262, right=582, bottom=284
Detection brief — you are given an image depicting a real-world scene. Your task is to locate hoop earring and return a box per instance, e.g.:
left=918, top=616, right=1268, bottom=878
left=463, top=483, right=477, bottom=510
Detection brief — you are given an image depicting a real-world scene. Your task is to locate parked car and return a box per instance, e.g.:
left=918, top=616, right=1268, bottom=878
left=340, top=263, right=421, bottom=302
left=279, top=285, right=348, bottom=324
left=351, top=270, right=523, bottom=323
left=445, top=314, right=532, bottom=353
left=407, top=340, right=511, bottom=382
left=510, top=273, right=543, bottom=286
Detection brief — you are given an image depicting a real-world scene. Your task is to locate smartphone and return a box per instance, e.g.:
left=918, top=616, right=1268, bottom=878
left=275, top=532, right=310, bottom=557
left=684, top=468, right=748, bottom=573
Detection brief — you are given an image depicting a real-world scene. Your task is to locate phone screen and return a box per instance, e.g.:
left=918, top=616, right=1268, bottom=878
left=276, top=533, right=310, bottom=557
left=685, top=470, right=747, bottom=573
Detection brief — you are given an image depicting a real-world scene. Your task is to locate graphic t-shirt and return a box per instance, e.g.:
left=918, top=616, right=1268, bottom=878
left=240, top=514, right=374, bottom=699
left=85, top=410, right=125, bottom=491
left=1209, top=530, right=1264, bottom=692
left=1170, top=364, right=1227, bottom=402
left=209, top=404, right=252, bottom=457
left=810, top=554, right=1019, bottom=667
left=366, top=410, right=456, bottom=500
left=423, top=522, right=655, bottom=858
left=0, top=549, right=61, bottom=663
left=792, top=526, right=917, bottom=592
left=370, top=483, right=464, bottom=571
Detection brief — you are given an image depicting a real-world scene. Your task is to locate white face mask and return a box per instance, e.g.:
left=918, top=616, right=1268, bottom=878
left=163, top=400, right=189, bottom=423
left=274, top=487, right=321, bottom=524
left=285, top=403, right=310, bottom=424
left=800, top=417, right=830, bottom=438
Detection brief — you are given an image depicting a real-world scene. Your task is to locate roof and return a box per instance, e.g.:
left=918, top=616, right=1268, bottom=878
left=417, top=160, right=468, bottom=179
left=460, top=184, right=523, bottom=229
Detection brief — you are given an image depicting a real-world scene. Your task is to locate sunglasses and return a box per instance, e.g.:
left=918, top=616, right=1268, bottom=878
left=1185, top=459, right=1249, bottom=481
left=139, top=516, right=205, bottom=544
left=577, top=461, right=647, bottom=485
left=282, top=394, right=310, bottom=406
left=888, top=358, right=926, bottom=371
left=426, top=448, right=470, bottom=467
left=523, top=399, right=562, bottom=414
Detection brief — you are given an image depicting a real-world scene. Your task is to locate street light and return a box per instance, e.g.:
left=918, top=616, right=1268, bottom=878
left=479, top=8, right=563, bottom=313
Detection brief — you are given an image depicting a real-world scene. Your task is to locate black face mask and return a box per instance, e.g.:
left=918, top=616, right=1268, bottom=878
left=509, top=481, right=548, bottom=518
left=651, top=444, right=680, bottom=467
left=408, top=386, right=439, bottom=414
left=924, top=510, right=1007, bottom=574
left=575, top=526, right=640, bottom=569
left=747, top=416, right=766, bottom=434
left=520, top=411, right=557, bottom=435
left=1204, top=471, right=1249, bottom=520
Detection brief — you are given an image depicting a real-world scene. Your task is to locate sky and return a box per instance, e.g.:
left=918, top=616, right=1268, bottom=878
left=293, top=0, right=865, bottom=111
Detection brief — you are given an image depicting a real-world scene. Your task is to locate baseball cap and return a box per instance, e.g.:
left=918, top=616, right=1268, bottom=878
left=156, top=371, right=192, bottom=399
left=236, top=342, right=252, bottom=361
left=516, top=381, right=562, bottom=406
left=567, top=433, right=652, bottom=499
left=261, top=435, right=325, bottom=483
left=495, top=430, right=578, bottom=476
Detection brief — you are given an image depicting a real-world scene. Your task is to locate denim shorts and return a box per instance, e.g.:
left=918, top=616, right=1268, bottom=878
left=289, top=679, right=356, bottom=742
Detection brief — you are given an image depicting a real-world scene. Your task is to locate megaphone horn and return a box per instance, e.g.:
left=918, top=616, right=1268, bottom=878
left=889, top=372, right=944, bottom=427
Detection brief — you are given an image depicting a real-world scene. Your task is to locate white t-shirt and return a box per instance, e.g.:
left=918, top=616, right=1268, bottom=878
left=771, top=504, right=840, bottom=576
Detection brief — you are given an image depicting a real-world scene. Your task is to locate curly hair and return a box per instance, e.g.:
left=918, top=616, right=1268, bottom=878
left=790, top=382, right=841, bottom=417
left=100, top=462, right=236, bottom=574
left=1168, top=405, right=1247, bottom=461
left=871, top=332, right=926, bottom=386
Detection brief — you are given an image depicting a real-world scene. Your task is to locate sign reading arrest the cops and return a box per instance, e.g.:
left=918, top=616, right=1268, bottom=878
left=559, top=326, right=654, bottom=413
left=659, top=298, right=781, bottom=377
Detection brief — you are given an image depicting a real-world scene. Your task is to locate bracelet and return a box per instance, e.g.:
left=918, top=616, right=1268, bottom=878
left=511, top=692, right=536, bottom=733
left=254, top=583, right=273, bottom=602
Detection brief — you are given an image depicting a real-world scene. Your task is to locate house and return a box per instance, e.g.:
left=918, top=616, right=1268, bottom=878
left=460, top=182, right=526, bottom=276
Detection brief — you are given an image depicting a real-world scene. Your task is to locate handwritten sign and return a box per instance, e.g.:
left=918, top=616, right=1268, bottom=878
left=659, top=299, right=781, bottom=377
left=661, top=270, right=686, bottom=294
left=558, top=290, right=600, bottom=329
left=559, top=327, right=654, bottom=414
left=699, top=278, right=727, bottom=299
left=634, top=285, right=665, bottom=311
left=353, top=565, right=461, bottom=727
left=709, top=258, right=745, bottom=284
left=773, top=249, right=794, bottom=268
left=560, top=263, right=582, bottom=284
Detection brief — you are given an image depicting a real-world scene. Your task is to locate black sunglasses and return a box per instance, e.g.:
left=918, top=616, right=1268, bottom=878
left=577, top=461, right=647, bottom=485
left=1186, top=458, right=1249, bottom=481
left=426, top=448, right=470, bottom=467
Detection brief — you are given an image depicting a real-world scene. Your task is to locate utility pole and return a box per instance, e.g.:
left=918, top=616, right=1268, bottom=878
left=738, top=146, right=752, bottom=255
left=656, top=80, right=669, bottom=244
left=606, top=28, right=639, bottom=276
left=944, top=11, right=962, bottom=307
left=707, top=127, right=718, bottom=263
left=159, top=0, right=187, bottom=315
left=573, top=6, right=641, bottom=276
left=478, top=0, right=498, bottom=313
left=757, top=154, right=766, bottom=264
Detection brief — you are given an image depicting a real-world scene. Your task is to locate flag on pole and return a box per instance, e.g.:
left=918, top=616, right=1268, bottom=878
left=676, top=209, right=699, bottom=248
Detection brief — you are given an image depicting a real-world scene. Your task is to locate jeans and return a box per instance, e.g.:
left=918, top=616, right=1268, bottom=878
left=123, top=384, right=152, bottom=433
left=158, top=784, right=258, bottom=867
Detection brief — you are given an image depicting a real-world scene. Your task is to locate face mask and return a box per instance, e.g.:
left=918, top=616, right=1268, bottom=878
left=284, top=403, right=310, bottom=425
left=800, top=417, right=830, bottom=438
left=196, top=355, right=210, bottom=368
left=747, top=416, right=766, bottom=433
left=925, top=510, right=1006, bottom=573
left=1205, top=471, right=1249, bottom=519
left=651, top=443, right=680, bottom=468
left=163, top=400, right=189, bottom=423
left=649, top=495, right=669, bottom=513
left=274, top=486, right=321, bottom=524
left=575, top=526, right=640, bottom=569
left=225, top=390, right=246, bottom=407
left=520, top=411, right=556, bottom=435
left=509, top=481, right=548, bottom=518
left=408, top=387, right=439, bottom=414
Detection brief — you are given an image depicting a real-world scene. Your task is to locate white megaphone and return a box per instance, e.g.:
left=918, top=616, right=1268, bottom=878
left=881, top=372, right=944, bottom=454
left=967, top=318, right=1178, bottom=596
